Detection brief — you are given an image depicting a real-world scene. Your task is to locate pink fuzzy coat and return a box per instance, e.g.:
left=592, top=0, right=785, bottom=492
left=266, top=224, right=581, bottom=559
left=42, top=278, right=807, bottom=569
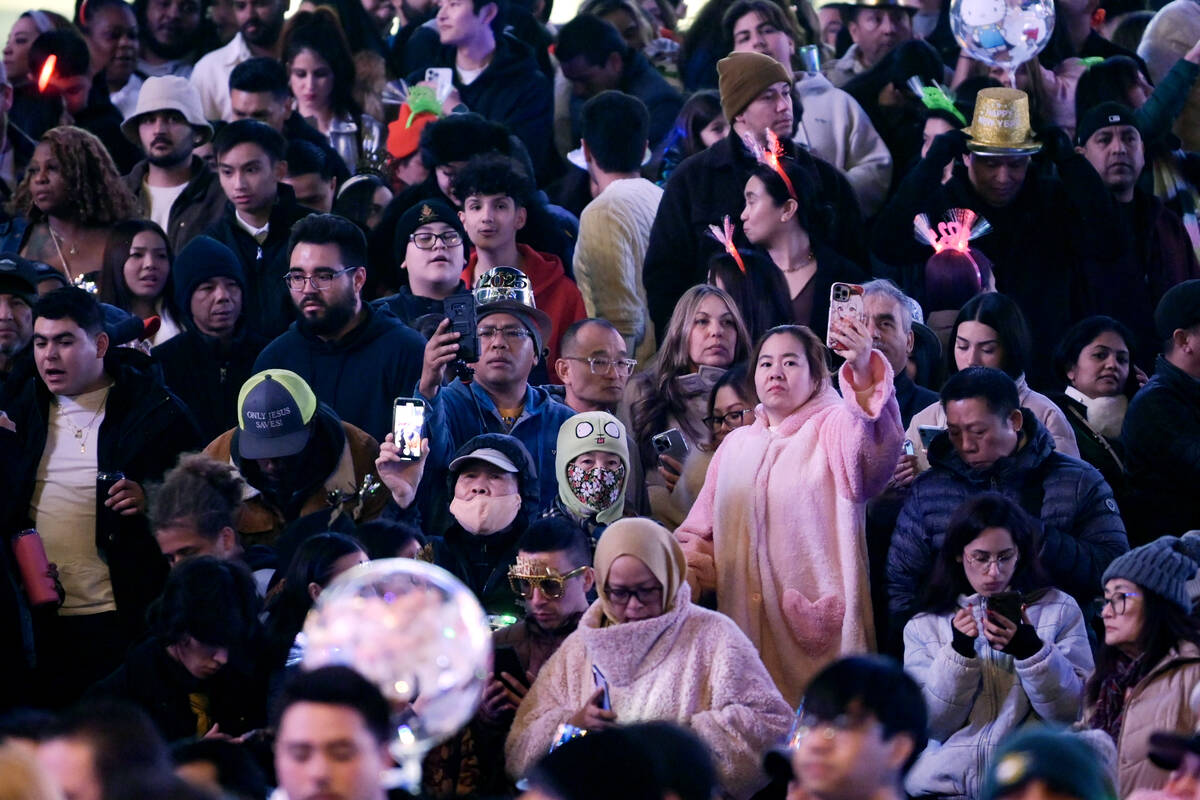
left=504, top=583, right=793, bottom=799
left=676, top=353, right=904, bottom=706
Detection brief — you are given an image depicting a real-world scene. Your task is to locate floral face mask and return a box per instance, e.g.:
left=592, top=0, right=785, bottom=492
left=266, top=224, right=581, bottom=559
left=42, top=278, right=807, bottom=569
left=566, top=462, right=626, bottom=513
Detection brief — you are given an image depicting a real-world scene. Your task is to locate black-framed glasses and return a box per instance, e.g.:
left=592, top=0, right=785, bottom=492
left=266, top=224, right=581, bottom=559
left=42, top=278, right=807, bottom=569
left=561, top=356, right=637, bottom=377
left=1094, top=592, right=1140, bottom=616
left=477, top=326, right=530, bottom=342
left=509, top=566, right=589, bottom=600
left=409, top=231, right=463, bottom=250
left=703, top=408, right=753, bottom=430
left=284, top=266, right=358, bottom=291
left=604, top=584, right=663, bottom=606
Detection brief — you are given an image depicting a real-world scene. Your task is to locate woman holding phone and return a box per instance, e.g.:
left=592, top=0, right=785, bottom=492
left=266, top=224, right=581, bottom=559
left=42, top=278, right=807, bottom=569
left=620, top=284, right=750, bottom=527
left=739, top=160, right=867, bottom=341
left=676, top=322, right=903, bottom=705
left=507, top=517, right=791, bottom=799
left=903, top=493, right=1092, bottom=799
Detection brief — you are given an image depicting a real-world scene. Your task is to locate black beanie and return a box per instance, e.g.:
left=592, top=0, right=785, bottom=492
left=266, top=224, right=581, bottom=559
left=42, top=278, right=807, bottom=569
left=173, top=236, right=247, bottom=313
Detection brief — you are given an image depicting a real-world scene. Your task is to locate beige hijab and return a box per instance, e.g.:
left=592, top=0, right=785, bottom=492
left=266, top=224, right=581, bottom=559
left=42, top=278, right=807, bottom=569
left=594, top=517, right=688, bottom=624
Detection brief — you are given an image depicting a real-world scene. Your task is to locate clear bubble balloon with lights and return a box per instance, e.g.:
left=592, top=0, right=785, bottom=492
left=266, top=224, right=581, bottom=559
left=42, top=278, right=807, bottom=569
left=302, top=559, right=492, bottom=793
left=950, top=0, right=1055, bottom=85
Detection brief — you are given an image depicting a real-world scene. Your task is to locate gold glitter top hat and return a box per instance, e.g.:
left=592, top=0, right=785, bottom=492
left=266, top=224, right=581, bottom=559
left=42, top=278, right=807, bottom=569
left=963, top=88, right=1042, bottom=155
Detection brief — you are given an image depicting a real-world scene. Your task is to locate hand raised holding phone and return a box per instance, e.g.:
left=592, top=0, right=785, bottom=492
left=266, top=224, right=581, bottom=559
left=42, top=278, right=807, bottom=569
left=376, top=432, right=429, bottom=509
left=419, top=319, right=461, bottom=399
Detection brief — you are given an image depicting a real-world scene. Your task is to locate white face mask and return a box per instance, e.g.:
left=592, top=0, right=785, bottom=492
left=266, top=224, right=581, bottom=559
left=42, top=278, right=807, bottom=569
left=449, top=493, right=522, bottom=535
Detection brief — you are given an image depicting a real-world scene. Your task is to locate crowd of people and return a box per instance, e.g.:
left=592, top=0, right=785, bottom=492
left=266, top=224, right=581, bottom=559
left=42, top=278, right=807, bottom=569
left=0, top=0, right=1199, bottom=795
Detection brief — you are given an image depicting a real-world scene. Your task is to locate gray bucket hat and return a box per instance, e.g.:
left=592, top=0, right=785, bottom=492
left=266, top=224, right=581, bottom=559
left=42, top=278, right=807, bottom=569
left=120, top=75, right=213, bottom=146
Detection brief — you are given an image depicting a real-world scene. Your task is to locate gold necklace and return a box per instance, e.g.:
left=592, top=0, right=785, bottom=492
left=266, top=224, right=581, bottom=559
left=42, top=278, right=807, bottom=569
left=782, top=249, right=816, bottom=273
left=57, top=388, right=110, bottom=454
left=47, top=223, right=78, bottom=281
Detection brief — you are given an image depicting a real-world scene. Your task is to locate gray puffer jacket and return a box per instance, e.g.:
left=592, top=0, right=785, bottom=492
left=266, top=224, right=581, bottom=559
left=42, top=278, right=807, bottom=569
left=887, top=411, right=1129, bottom=635
left=903, top=588, right=1093, bottom=799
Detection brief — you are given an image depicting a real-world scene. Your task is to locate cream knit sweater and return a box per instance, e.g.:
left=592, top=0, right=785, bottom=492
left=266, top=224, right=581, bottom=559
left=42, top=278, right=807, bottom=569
left=573, top=177, right=662, bottom=366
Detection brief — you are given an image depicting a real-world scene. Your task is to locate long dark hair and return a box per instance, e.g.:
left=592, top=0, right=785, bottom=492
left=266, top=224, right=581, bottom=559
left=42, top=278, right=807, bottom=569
left=707, top=249, right=792, bottom=342
left=750, top=159, right=836, bottom=246
left=704, top=362, right=751, bottom=449
left=264, top=532, right=366, bottom=667
left=280, top=8, right=362, bottom=120
left=947, top=292, right=1032, bottom=380
left=921, top=493, right=1049, bottom=614
left=1086, top=588, right=1200, bottom=706
left=98, top=219, right=180, bottom=320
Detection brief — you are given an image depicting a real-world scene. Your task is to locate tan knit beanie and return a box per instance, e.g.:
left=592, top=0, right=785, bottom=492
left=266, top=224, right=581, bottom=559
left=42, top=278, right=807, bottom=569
left=717, top=51, right=792, bottom=122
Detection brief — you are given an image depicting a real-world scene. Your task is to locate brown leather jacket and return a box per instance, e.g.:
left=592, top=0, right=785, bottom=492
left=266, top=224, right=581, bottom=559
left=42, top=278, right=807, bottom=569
left=203, top=417, right=386, bottom=549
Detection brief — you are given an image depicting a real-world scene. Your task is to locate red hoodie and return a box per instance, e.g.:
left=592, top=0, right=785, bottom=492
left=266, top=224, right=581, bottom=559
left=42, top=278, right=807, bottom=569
left=464, top=244, right=587, bottom=383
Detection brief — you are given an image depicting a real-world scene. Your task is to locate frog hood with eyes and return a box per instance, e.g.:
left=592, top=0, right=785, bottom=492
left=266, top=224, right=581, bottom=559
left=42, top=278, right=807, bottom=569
left=555, top=411, right=630, bottom=525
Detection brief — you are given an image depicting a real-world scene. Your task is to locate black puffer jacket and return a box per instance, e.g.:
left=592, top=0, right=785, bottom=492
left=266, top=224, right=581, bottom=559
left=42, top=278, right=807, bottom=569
left=887, top=410, right=1129, bottom=634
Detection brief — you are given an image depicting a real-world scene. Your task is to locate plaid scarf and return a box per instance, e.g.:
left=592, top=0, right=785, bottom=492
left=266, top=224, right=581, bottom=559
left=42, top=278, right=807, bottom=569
left=1088, top=653, right=1146, bottom=741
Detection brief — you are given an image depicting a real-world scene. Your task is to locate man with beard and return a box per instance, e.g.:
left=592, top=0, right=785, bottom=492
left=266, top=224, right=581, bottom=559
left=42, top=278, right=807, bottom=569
left=121, top=77, right=226, bottom=255
left=191, top=0, right=288, bottom=121
left=134, top=0, right=205, bottom=77
left=253, top=214, right=426, bottom=442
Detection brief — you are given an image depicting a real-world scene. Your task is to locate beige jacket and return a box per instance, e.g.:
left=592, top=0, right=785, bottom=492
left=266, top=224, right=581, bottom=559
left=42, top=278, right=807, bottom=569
left=1093, top=642, right=1200, bottom=798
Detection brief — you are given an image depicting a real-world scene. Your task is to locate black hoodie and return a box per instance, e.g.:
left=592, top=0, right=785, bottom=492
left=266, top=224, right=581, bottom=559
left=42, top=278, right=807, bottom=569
left=405, top=32, right=555, bottom=183
left=253, top=302, right=425, bottom=442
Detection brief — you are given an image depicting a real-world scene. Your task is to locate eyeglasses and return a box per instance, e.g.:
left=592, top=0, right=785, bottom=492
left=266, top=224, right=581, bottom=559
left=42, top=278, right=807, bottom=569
left=964, top=550, right=1018, bottom=569
left=508, top=566, right=589, bottom=600
left=409, top=231, right=463, bottom=250
left=1095, top=591, right=1140, bottom=616
left=784, top=710, right=873, bottom=746
left=604, top=584, right=662, bottom=606
left=284, top=267, right=358, bottom=291
left=477, top=326, right=530, bottom=342
left=703, top=408, right=754, bottom=430
left=561, top=356, right=637, bottom=377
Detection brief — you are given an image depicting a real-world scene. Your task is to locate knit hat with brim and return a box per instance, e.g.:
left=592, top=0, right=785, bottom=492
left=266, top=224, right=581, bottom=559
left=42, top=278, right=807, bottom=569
left=1102, top=538, right=1199, bottom=613
left=717, top=51, right=792, bottom=122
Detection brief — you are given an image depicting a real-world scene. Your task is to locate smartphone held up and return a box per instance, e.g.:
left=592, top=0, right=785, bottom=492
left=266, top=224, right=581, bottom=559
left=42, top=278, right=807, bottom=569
left=826, top=282, right=866, bottom=353
left=393, top=398, right=427, bottom=461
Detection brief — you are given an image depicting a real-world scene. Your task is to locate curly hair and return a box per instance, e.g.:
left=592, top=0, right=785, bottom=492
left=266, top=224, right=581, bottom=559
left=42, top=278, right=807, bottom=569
left=9, top=126, right=136, bottom=225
